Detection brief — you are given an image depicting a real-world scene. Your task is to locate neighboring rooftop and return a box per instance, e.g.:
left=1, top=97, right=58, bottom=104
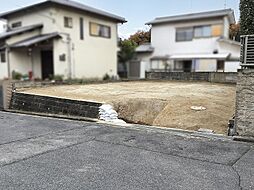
left=0, top=0, right=126, bottom=23
left=147, top=9, right=235, bottom=25
left=136, top=43, right=154, bottom=53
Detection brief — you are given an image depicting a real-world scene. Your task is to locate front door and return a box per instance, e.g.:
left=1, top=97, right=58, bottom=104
left=41, top=50, right=54, bottom=80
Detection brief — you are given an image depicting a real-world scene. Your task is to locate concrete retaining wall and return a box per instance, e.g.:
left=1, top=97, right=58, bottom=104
left=146, top=72, right=238, bottom=84
left=0, top=81, right=3, bottom=110
left=10, top=92, right=102, bottom=119
left=235, top=69, right=254, bottom=137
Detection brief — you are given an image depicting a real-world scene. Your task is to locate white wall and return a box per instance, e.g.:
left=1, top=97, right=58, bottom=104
left=225, top=61, right=240, bottom=72
left=0, top=20, right=6, bottom=34
left=9, top=49, right=31, bottom=76
left=195, top=59, right=217, bottom=72
left=151, top=18, right=224, bottom=57
left=0, top=52, right=8, bottom=79
left=7, top=7, right=57, bottom=34
left=217, top=41, right=241, bottom=60
left=52, top=7, right=118, bottom=78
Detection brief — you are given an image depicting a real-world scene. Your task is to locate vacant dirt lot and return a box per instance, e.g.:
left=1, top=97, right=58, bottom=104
left=20, top=81, right=236, bottom=134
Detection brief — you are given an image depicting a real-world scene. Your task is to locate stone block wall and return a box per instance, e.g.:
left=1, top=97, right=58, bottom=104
left=235, top=69, right=254, bottom=136
left=146, top=72, right=210, bottom=81
left=10, top=92, right=102, bottom=119
left=146, top=72, right=238, bottom=84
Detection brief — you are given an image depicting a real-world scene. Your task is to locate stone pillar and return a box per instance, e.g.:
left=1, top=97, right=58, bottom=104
left=235, top=69, right=254, bottom=137
left=2, top=80, right=13, bottom=110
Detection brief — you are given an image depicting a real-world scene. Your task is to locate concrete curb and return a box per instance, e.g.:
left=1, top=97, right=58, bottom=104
left=233, top=136, right=254, bottom=143
left=5, top=110, right=253, bottom=144
left=5, top=109, right=99, bottom=123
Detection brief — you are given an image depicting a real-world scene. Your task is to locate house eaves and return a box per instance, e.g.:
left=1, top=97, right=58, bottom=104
left=0, top=0, right=126, bottom=23
left=0, top=24, right=43, bottom=40
left=146, top=9, right=235, bottom=25
left=9, top=32, right=61, bottom=49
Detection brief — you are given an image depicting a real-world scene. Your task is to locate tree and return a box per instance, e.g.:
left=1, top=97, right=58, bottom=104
left=118, top=39, right=137, bottom=77
left=229, top=23, right=240, bottom=42
left=129, top=30, right=151, bottom=46
left=240, top=0, right=254, bottom=35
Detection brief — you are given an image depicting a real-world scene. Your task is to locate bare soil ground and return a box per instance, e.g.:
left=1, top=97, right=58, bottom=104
left=20, top=81, right=236, bottom=134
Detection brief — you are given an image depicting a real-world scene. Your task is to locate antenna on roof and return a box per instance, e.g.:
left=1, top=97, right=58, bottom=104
left=224, top=0, right=227, bottom=9
left=190, top=0, right=193, bottom=12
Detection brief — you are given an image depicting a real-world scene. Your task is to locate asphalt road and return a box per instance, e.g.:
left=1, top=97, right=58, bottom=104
left=0, top=111, right=253, bottom=190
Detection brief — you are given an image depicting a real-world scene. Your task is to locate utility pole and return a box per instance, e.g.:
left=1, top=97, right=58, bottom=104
left=224, top=0, right=227, bottom=9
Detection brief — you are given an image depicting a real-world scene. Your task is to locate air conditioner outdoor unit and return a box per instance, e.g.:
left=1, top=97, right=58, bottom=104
left=240, top=35, right=254, bottom=68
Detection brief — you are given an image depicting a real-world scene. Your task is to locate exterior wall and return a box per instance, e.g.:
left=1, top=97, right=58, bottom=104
left=223, top=16, right=230, bottom=39
left=51, top=7, right=118, bottom=78
left=218, top=41, right=240, bottom=60
left=225, top=61, right=240, bottom=72
left=8, top=48, right=42, bottom=79
left=9, top=49, right=31, bottom=76
left=7, top=7, right=57, bottom=34
left=0, top=20, right=6, bottom=33
left=151, top=18, right=224, bottom=57
left=0, top=54, right=8, bottom=79
left=235, top=69, right=254, bottom=137
left=194, top=59, right=217, bottom=72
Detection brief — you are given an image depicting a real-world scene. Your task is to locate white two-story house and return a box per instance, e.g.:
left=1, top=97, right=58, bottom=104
left=0, top=0, right=126, bottom=80
left=130, top=9, right=240, bottom=78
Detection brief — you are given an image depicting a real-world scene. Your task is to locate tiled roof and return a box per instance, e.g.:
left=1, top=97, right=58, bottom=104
left=147, top=9, right=235, bottom=25
left=0, top=0, right=126, bottom=23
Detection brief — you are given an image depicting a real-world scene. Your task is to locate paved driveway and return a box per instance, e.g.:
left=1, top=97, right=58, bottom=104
left=0, top=111, right=253, bottom=190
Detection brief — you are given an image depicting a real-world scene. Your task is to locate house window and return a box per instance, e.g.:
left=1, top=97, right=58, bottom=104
left=64, top=17, right=73, bottom=28
left=11, top=21, right=22, bottom=28
left=217, top=60, right=225, bottom=72
left=80, top=18, right=84, bottom=40
left=176, top=27, right=193, bottom=42
left=212, top=25, right=223, bottom=37
left=194, top=26, right=212, bottom=38
left=0, top=52, right=6, bottom=63
left=90, top=22, right=111, bottom=38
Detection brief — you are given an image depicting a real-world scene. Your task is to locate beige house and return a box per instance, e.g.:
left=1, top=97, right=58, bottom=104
left=0, top=0, right=126, bottom=80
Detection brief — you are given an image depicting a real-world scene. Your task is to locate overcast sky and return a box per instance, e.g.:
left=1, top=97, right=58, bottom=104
left=0, top=0, right=240, bottom=38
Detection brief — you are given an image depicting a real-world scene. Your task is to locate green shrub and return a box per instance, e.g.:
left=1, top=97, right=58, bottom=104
left=103, top=73, right=110, bottom=81
left=53, top=75, right=64, bottom=82
left=12, top=71, right=22, bottom=80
